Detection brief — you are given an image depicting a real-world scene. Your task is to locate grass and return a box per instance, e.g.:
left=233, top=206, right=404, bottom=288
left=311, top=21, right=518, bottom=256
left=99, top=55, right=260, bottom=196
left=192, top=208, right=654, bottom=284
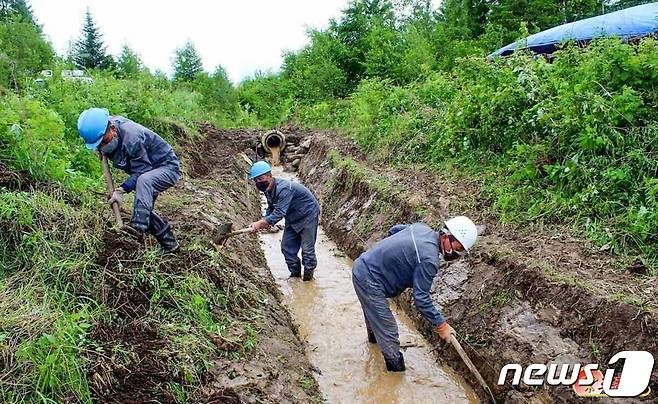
left=477, top=290, right=515, bottom=313
left=0, top=188, right=102, bottom=402
left=300, top=376, right=314, bottom=391
left=327, top=149, right=402, bottom=197
left=490, top=291, right=512, bottom=306
left=589, top=341, right=602, bottom=361
left=0, top=175, right=268, bottom=402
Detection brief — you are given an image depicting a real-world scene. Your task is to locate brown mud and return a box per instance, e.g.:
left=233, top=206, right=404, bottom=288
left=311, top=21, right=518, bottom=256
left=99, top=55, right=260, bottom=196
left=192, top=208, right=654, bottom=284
left=85, top=126, right=320, bottom=403
left=297, top=132, right=658, bottom=403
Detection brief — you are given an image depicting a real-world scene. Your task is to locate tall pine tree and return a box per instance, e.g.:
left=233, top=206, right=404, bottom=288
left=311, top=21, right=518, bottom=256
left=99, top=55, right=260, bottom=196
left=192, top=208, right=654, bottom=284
left=72, top=8, right=113, bottom=70
left=172, top=40, right=203, bottom=81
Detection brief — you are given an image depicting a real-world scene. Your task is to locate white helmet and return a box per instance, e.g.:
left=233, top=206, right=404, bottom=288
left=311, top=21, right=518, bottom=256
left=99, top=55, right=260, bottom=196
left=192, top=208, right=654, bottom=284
left=444, top=216, right=478, bottom=250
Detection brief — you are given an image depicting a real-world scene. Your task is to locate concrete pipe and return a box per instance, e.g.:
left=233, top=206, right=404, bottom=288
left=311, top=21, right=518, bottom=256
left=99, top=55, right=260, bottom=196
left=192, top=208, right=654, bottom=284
left=261, top=130, right=286, bottom=166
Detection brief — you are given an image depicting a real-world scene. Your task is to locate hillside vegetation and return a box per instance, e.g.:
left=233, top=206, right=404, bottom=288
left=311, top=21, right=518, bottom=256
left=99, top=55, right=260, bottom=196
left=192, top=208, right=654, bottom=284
left=238, top=0, right=658, bottom=268
left=1, top=0, right=657, bottom=401
left=0, top=2, right=263, bottom=402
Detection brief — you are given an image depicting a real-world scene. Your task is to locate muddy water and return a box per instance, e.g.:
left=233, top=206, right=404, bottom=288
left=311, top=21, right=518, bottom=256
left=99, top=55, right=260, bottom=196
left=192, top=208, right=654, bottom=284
left=259, top=168, right=478, bottom=404
left=270, top=146, right=281, bottom=165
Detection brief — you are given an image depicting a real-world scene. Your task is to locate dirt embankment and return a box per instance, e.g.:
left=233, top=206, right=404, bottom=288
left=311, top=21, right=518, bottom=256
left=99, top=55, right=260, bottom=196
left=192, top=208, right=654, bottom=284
left=297, top=133, right=658, bottom=403
left=0, top=162, right=32, bottom=190
left=88, top=125, right=320, bottom=403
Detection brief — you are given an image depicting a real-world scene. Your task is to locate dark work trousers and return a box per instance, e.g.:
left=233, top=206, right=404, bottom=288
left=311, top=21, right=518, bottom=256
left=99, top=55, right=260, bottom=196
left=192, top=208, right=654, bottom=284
left=131, top=165, right=180, bottom=235
left=352, top=257, right=400, bottom=361
left=281, top=213, right=319, bottom=273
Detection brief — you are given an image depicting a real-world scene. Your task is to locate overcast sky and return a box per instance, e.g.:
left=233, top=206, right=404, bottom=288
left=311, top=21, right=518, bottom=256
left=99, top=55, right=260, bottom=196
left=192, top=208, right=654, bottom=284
left=29, top=0, right=350, bottom=83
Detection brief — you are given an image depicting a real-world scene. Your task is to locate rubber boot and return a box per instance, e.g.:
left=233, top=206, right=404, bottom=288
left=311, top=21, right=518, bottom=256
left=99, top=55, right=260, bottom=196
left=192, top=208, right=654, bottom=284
left=367, top=329, right=377, bottom=344
left=155, top=227, right=179, bottom=254
left=289, top=262, right=301, bottom=278
left=302, top=267, right=315, bottom=281
left=384, top=352, right=405, bottom=372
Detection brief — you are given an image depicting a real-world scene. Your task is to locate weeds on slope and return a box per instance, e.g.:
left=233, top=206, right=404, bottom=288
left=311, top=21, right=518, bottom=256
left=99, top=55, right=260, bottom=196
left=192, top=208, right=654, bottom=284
left=0, top=187, right=103, bottom=402
left=0, top=102, right=265, bottom=401
left=297, top=38, right=658, bottom=272
left=0, top=183, right=265, bottom=402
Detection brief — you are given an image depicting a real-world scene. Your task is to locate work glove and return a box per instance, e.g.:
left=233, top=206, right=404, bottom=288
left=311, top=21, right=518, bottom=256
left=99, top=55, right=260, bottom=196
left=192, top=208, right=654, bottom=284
left=108, top=188, right=125, bottom=205
left=435, top=322, right=456, bottom=342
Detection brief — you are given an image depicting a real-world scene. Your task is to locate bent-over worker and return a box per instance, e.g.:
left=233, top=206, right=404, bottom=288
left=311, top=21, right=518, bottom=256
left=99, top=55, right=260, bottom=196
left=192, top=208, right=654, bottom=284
left=352, top=216, right=478, bottom=371
left=77, top=107, right=181, bottom=253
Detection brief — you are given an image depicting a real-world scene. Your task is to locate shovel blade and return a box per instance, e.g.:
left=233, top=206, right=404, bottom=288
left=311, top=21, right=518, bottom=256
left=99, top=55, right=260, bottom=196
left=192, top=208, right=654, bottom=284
left=212, top=233, right=229, bottom=246
left=217, top=223, right=233, bottom=235
left=120, top=225, right=143, bottom=240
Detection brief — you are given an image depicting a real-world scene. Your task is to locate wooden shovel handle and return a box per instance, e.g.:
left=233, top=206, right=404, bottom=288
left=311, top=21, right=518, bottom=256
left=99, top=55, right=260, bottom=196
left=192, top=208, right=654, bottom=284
left=101, top=155, right=123, bottom=227
left=228, top=227, right=252, bottom=236
left=213, top=227, right=252, bottom=248
left=449, top=334, right=497, bottom=403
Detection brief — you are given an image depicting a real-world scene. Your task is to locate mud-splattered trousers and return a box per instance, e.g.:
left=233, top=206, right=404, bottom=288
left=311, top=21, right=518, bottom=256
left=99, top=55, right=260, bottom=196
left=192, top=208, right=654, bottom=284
left=352, top=258, right=401, bottom=361
left=281, top=213, right=319, bottom=273
left=351, top=223, right=446, bottom=361
left=264, top=178, right=320, bottom=273
left=105, top=116, right=181, bottom=242
left=132, top=166, right=180, bottom=238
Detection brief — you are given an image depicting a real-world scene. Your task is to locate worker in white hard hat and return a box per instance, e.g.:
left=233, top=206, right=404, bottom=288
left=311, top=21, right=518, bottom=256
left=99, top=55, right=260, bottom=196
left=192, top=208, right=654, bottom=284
left=351, top=216, right=478, bottom=372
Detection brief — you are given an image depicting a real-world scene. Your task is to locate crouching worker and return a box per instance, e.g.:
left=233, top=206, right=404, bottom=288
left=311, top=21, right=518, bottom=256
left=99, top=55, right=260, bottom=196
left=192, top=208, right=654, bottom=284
left=77, top=108, right=181, bottom=253
left=352, top=216, right=478, bottom=371
left=248, top=161, right=320, bottom=281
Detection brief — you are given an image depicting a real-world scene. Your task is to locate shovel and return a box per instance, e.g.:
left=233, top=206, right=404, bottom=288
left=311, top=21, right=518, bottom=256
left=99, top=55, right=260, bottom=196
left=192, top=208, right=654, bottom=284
left=449, top=334, right=497, bottom=403
left=213, top=222, right=251, bottom=247
left=101, top=155, right=141, bottom=239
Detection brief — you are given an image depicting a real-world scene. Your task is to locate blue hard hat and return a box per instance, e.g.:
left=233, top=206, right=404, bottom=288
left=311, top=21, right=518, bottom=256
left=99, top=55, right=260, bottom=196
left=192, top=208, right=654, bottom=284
left=77, top=108, right=109, bottom=149
left=250, top=161, right=272, bottom=179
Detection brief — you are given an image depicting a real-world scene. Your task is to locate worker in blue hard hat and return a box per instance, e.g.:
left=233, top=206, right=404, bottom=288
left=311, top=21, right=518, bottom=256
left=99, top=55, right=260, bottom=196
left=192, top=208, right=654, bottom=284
left=249, top=161, right=320, bottom=281
left=77, top=107, right=181, bottom=253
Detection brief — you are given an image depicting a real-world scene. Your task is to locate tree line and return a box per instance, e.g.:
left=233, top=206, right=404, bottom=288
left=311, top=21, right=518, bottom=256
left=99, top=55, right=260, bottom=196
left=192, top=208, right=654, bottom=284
left=238, top=0, right=655, bottom=125
left=0, top=1, right=235, bottom=114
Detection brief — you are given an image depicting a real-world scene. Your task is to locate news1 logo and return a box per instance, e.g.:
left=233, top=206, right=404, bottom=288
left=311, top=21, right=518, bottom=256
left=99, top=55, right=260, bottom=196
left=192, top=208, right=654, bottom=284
left=498, top=351, right=654, bottom=398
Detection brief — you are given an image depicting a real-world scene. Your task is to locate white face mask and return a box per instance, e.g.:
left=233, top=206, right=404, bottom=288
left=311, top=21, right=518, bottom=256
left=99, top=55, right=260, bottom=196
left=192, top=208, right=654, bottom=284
left=100, top=136, right=119, bottom=155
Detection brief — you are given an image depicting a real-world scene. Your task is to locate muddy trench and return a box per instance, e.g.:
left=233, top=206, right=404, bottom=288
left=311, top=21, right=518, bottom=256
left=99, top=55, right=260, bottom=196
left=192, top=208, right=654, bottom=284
left=259, top=166, right=478, bottom=403
left=188, top=128, right=485, bottom=403
left=286, top=132, right=658, bottom=403
left=124, top=125, right=658, bottom=403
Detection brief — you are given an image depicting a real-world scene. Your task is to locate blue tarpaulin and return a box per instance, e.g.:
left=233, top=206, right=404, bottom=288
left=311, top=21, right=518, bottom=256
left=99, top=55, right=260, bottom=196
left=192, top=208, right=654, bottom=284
left=490, top=2, right=658, bottom=57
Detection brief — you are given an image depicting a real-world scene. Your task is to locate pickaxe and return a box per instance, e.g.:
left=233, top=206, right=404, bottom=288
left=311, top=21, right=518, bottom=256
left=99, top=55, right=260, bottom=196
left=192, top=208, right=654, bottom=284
left=101, top=155, right=141, bottom=239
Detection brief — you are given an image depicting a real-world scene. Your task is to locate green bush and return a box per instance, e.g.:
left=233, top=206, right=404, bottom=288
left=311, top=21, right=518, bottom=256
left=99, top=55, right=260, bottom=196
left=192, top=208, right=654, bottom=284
left=0, top=94, right=98, bottom=192
left=237, top=73, right=294, bottom=127
left=299, top=38, right=658, bottom=262
left=35, top=72, right=208, bottom=141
